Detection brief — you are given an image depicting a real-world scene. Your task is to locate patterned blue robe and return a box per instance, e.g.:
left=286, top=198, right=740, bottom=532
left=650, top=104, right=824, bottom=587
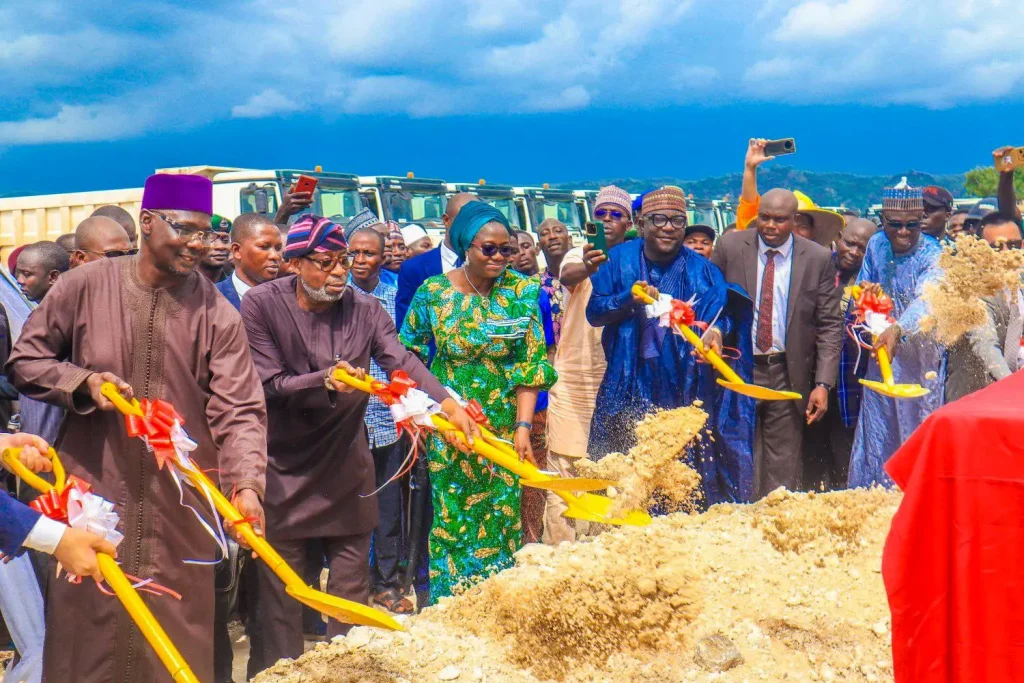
left=586, top=239, right=755, bottom=505
left=848, top=232, right=944, bottom=488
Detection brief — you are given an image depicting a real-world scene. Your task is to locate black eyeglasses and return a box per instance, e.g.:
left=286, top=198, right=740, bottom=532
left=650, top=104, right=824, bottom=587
left=645, top=213, right=688, bottom=229
left=85, top=248, right=138, bottom=258
left=147, top=210, right=223, bottom=245
left=472, top=242, right=517, bottom=258
left=884, top=219, right=923, bottom=231
left=594, top=208, right=626, bottom=220
left=303, top=253, right=353, bottom=272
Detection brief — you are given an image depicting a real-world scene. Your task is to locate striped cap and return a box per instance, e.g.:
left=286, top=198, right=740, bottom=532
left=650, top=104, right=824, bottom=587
left=283, top=214, right=348, bottom=260
left=343, top=208, right=382, bottom=241
left=882, top=177, right=924, bottom=213
left=641, top=186, right=687, bottom=216
left=594, top=185, right=632, bottom=214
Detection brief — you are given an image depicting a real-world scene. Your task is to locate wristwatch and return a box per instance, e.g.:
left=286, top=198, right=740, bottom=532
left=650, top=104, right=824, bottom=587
left=324, top=369, right=336, bottom=392
left=514, top=421, right=533, bottom=433
left=815, top=382, right=832, bottom=391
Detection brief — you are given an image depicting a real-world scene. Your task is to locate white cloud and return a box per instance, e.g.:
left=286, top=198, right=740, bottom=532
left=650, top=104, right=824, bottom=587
left=524, top=85, right=592, bottom=112
left=0, top=104, right=149, bottom=144
left=1, top=0, right=1023, bottom=145
left=232, top=89, right=303, bottom=119
left=772, top=0, right=893, bottom=41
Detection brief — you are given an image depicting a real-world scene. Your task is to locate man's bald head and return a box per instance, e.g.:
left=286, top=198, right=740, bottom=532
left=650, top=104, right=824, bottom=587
left=443, top=193, right=477, bottom=232
left=756, top=189, right=799, bottom=248
left=232, top=212, right=279, bottom=244
left=91, top=205, right=138, bottom=245
left=16, top=241, right=69, bottom=302
left=73, top=216, right=132, bottom=267
left=56, top=233, right=76, bottom=254
left=843, top=218, right=879, bottom=241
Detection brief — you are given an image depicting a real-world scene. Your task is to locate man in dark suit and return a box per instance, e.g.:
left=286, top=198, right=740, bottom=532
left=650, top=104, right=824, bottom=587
left=216, top=213, right=284, bottom=311
left=394, top=192, right=477, bottom=328
left=711, top=188, right=843, bottom=498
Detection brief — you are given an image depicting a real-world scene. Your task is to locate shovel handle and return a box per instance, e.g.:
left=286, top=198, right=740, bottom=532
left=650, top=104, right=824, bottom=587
left=99, top=382, right=145, bottom=418
left=2, top=447, right=198, bottom=682
left=1, top=447, right=64, bottom=495
left=629, top=284, right=744, bottom=383
left=98, top=555, right=198, bottom=683
left=876, top=346, right=896, bottom=387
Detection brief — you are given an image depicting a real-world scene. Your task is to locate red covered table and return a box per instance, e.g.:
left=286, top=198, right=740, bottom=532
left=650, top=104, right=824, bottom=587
left=884, top=371, right=1024, bottom=682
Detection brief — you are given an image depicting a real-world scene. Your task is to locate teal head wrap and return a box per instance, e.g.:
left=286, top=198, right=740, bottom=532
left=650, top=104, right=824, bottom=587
left=449, top=201, right=511, bottom=260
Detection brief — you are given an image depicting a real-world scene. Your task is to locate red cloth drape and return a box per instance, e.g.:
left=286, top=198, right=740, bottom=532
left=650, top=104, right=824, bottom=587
left=883, top=371, right=1024, bottom=682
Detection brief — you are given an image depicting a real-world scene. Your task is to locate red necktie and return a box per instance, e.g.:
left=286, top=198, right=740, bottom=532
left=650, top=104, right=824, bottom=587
left=757, top=249, right=779, bottom=353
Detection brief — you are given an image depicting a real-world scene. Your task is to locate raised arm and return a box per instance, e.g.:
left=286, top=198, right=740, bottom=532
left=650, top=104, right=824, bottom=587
left=737, top=138, right=773, bottom=230
left=586, top=252, right=639, bottom=327
left=993, top=146, right=1021, bottom=221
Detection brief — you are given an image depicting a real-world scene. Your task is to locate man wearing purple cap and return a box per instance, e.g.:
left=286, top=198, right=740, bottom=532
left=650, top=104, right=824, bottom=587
left=7, top=173, right=268, bottom=683
left=240, top=214, right=478, bottom=670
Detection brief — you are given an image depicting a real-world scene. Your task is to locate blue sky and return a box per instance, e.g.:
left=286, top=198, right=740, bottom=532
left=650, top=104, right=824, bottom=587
left=1, top=0, right=1023, bottom=195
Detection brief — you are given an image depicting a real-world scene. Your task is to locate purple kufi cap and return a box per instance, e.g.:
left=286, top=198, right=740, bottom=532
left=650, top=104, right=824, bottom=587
left=141, top=174, right=214, bottom=215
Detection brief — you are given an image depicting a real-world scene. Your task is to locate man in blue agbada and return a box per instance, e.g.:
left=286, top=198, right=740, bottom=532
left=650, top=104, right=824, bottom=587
left=587, top=186, right=755, bottom=505
left=848, top=180, right=944, bottom=488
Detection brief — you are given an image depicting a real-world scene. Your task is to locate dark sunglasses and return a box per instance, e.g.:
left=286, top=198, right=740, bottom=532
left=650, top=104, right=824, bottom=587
left=472, top=242, right=517, bottom=258
left=992, top=238, right=1023, bottom=251
left=884, top=219, right=922, bottom=231
left=85, top=248, right=138, bottom=258
left=594, top=208, right=626, bottom=220
left=645, top=213, right=688, bottom=229
left=303, top=253, right=353, bottom=272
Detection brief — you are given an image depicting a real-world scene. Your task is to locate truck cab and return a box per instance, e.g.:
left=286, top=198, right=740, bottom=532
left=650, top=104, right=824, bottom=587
left=359, top=175, right=448, bottom=241
left=448, top=182, right=524, bottom=231
left=514, top=187, right=586, bottom=244
left=208, top=168, right=364, bottom=225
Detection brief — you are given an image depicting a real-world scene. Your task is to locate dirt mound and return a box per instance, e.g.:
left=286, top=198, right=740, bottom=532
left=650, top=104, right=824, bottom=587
left=255, top=489, right=900, bottom=683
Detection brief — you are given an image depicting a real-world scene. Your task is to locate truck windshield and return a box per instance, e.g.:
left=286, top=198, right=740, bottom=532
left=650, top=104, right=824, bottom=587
left=383, top=190, right=446, bottom=228
left=528, top=199, right=581, bottom=230
left=688, top=205, right=718, bottom=231
left=317, top=186, right=363, bottom=223
left=484, top=198, right=521, bottom=228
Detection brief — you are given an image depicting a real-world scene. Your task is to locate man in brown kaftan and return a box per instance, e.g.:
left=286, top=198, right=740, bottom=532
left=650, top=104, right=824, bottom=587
left=240, top=214, right=479, bottom=670
left=7, top=174, right=268, bottom=683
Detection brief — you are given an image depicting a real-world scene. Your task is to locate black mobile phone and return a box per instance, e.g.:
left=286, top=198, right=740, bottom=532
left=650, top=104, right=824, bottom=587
left=763, top=138, right=796, bottom=157
left=585, top=220, right=608, bottom=253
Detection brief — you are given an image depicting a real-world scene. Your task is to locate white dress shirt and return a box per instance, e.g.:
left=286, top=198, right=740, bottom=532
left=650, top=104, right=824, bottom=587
left=231, top=272, right=252, bottom=299
left=753, top=234, right=794, bottom=354
left=23, top=516, right=66, bottom=554
left=440, top=241, right=459, bottom=274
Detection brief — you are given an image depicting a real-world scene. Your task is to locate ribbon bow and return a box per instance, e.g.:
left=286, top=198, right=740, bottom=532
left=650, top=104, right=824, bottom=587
left=31, top=475, right=91, bottom=524
left=125, top=399, right=192, bottom=471
left=847, top=283, right=898, bottom=352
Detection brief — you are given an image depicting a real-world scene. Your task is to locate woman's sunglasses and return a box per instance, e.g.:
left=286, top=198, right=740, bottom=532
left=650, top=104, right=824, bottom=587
left=594, top=208, right=626, bottom=220
left=471, top=242, right=517, bottom=258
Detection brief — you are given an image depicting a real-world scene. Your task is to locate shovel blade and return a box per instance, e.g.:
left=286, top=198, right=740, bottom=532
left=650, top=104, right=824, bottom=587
left=286, top=584, right=404, bottom=631
left=562, top=492, right=653, bottom=527
left=717, top=380, right=802, bottom=401
left=521, top=478, right=614, bottom=493
left=859, top=379, right=931, bottom=399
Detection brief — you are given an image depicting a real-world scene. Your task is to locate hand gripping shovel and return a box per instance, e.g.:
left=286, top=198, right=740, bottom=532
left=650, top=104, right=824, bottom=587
left=332, top=369, right=652, bottom=527
left=1, top=447, right=199, bottom=683
left=99, top=383, right=403, bottom=632
left=858, top=345, right=930, bottom=399
left=630, top=284, right=801, bottom=401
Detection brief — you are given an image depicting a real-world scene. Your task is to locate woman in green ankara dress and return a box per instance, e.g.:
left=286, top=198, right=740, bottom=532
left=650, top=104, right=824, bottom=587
left=400, top=201, right=557, bottom=602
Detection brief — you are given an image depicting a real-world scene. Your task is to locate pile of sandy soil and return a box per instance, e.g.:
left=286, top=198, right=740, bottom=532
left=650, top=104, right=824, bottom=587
left=255, top=488, right=900, bottom=683
left=575, top=405, right=706, bottom=515
left=920, top=235, right=1024, bottom=344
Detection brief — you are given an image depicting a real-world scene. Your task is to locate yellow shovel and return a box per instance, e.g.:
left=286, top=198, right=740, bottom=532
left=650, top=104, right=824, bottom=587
left=333, top=369, right=651, bottom=527
left=99, top=384, right=403, bottom=632
left=1, top=447, right=199, bottom=683
left=859, top=344, right=930, bottom=399
left=630, top=284, right=801, bottom=401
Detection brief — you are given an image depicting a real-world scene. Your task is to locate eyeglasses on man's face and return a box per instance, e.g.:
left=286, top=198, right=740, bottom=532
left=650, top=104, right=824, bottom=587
left=147, top=210, right=224, bottom=246
left=303, top=253, right=353, bottom=272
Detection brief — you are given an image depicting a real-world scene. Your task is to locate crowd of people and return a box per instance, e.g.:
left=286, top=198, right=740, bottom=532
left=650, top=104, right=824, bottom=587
left=0, top=139, right=1022, bottom=683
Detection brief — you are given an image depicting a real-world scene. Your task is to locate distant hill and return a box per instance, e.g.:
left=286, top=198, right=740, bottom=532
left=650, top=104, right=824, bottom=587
left=556, top=166, right=968, bottom=211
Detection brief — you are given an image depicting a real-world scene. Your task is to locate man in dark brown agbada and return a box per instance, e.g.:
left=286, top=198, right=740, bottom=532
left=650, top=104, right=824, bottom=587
left=240, top=213, right=479, bottom=670
left=7, top=173, right=268, bottom=683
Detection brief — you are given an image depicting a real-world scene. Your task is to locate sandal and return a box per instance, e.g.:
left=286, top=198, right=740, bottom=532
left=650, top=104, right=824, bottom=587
left=373, top=588, right=414, bottom=615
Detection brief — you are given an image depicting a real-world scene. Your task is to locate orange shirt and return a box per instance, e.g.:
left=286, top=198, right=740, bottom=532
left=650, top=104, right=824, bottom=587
left=737, top=195, right=759, bottom=230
